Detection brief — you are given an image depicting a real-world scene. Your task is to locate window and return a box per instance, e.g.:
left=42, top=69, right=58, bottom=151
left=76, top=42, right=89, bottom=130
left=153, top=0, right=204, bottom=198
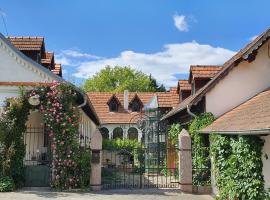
left=131, top=100, right=141, bottom=112
left=109, top=99, right=118, bottom=112
left=130, top=95, right=142, bottom=112
left=99, top=127, right=109, bottom=140
left=113, top=127, right=123, bottom=139
left=128, top=127, right=138, bottom=141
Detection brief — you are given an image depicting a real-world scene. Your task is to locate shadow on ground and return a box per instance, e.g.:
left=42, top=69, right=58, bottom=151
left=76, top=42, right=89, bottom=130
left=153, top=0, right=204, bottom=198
left=17, top=187, right=181, bottom=198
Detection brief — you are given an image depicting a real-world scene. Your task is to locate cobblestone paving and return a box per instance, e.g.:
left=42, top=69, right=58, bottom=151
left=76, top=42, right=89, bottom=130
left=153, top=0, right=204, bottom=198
left=0, top=188, right=214, bottom=200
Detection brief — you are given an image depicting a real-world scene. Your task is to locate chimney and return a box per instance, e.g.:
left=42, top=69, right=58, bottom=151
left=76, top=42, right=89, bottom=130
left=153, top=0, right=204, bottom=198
left=124, top=90, right=129, bottom=111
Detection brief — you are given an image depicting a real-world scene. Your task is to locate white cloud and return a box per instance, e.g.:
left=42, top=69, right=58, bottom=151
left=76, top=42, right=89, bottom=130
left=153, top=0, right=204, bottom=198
left=55, top=49, right=102, bottom=66
left=173, top=14, right=189, bottom=32
left=249, top=35, right=258, bottom=41
left=61, top=41, right=236, bottom=87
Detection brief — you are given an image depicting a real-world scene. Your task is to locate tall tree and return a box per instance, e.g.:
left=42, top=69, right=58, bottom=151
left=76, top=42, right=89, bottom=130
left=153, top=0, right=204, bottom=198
left=149, top=74, right=166, bottom=92
left=83, top=66, right=165, bottom=92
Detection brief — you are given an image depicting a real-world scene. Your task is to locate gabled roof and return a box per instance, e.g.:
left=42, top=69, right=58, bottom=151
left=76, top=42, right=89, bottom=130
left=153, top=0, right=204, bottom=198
left=188, top=65, right=223, bottom=83
left=177, top=80, right=191, bottom=91
left=129, top=93, right=143, bottom=107
left=169, top=87, right=178, bottom=94
left=51, top=64, right=62, bottom=76
left=162, top=27, right=270, bottom=121
left=201, top=88, right=270, bottom=134
left=0, top=33, right=99, bottom=125
left=41, top=52, right=54, bottom=65
left=107, top=94, right=121, bottom=105
left=88, top=92, right=179, bottom=124
left=7, top=36, right=44, bottom=51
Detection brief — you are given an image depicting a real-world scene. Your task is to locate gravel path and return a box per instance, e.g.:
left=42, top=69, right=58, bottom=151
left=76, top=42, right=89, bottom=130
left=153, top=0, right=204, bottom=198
left=0, top=188, right=214, bottom=200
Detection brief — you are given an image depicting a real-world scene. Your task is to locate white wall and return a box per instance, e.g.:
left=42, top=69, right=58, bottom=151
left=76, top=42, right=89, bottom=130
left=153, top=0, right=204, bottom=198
left=79, top=109, right=97, bottom=147
left=101, top=123, right=142, bottom=141
left=261, top=135, right=270, bottom=190
left=0, top=39, right=54, bottom=82
left=206, top=40, right=270, bottom=117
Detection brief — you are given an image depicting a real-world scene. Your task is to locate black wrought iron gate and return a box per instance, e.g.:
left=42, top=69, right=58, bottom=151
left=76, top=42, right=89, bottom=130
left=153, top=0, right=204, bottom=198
left=24, top=126, right=51, bottom=187
left=102, top=146, right=179, bottom=189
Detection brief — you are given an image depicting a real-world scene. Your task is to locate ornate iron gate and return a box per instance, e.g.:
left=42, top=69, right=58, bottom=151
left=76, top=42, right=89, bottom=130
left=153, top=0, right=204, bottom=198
left=102, top=99, right=179, bottom=189
left=24, top=126, right=51, bottom=187
left=102, top=146, right=179, bottom=189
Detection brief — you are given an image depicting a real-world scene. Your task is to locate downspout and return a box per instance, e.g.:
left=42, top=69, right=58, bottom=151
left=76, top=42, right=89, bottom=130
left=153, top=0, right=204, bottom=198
left=186, top=104, right=196, bottom=118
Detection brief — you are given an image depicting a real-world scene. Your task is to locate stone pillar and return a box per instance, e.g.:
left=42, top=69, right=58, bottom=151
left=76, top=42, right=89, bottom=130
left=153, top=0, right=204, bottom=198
left=179, top=129, right=192, bottom=193
left=90, top=129, right=102, bottom=191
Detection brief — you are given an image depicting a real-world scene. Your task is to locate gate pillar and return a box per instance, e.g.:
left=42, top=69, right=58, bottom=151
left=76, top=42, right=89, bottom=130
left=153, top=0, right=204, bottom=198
left=90, top=129, right=102, bottom=191
left=178, top=129, right=192, bottom=193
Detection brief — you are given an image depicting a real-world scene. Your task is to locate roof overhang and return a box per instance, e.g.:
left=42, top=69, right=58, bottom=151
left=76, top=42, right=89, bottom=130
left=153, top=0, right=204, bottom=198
left=162, top=27, right=270, bottom=121
left=200, top=128, right=270, bottom=135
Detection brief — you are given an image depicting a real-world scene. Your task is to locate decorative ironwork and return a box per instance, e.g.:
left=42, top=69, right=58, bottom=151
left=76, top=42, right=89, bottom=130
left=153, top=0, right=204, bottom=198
left=101, top=100, right=178, bottom=189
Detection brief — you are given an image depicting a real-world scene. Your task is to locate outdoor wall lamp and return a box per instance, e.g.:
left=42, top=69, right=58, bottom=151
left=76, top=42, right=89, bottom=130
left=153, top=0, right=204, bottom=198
left=28, top=94, right=40, bottom=106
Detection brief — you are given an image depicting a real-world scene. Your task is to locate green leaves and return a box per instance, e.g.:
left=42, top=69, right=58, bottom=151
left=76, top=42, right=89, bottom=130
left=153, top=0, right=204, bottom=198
left=211, top=135, right=268, bottom=199
left=188, top=113, right=215, bottom=186
left=0, top=176, right=15, bottom=192
left=103, top=138, right=142, bottom=151
left=83, top=66, right=163, bottom=92
left=168, top=123, right=182, bottom=146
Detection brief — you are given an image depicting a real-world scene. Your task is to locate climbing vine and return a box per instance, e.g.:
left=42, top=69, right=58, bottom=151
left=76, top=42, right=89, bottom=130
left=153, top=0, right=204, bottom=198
left=0, top=82, right=91, bottom=190
left=210, top=134, right=269, bottom=200
left=188, top=112, right=215, bottom=186
left=168, top=123, right=182, bottom=146
left=0, top=92, right=30, bottom=188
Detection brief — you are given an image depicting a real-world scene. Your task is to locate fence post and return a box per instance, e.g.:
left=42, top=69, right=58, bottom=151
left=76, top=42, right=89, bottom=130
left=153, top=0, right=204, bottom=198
left=178, top=129, right=193, bottom=193
left=90, top=129, right=102, bottom=191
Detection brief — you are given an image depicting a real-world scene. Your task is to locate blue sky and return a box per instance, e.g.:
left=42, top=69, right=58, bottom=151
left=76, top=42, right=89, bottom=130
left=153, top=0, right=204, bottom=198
left=0, top=0, right=269, bottom=87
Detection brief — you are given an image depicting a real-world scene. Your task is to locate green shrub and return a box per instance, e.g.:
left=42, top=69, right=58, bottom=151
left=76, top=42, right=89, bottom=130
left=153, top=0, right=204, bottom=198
left=0, top=176, right=15, bottom=192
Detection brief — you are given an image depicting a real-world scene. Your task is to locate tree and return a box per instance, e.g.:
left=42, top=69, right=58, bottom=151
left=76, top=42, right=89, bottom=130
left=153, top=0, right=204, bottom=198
left=83, top=66, right=166, bottom=92
left=149, top=74, right=166, bottom=92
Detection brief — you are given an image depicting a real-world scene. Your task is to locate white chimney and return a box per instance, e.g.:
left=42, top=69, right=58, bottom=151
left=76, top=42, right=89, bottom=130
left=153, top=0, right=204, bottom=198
left=124, top=90, right=129, bottom=111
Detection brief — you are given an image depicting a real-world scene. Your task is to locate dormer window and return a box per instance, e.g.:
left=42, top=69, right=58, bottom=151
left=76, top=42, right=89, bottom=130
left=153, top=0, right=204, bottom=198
left=131, top=100, right=141, bottom=112
left=109, top=99, right=118, bottom=112
left=107, top=94, right=120, bottom=112
left=129, top=94, right=143, bottom=112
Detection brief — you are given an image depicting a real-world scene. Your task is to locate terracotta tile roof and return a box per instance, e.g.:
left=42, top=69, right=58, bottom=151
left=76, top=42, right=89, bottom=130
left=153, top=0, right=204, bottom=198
left=178, top=80, right=191, bottom=91
left=87, top=92, right=179, bottom=124
left=201, top=88, right=270, bottom=133
left=7, top=36, right=44, bottom=51
left=189, top=65, right=223, bottom=83
left=41, top=52, right=54, bottom=64
left=169, top=87, right=178, bottom=94
left=162, top=27, right=270, bottom=121
left=51, top=64, right=62, bottom=76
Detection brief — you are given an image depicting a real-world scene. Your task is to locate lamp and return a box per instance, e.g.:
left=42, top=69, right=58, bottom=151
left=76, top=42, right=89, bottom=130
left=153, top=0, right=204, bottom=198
left=28, top=94, right=40, bottom=106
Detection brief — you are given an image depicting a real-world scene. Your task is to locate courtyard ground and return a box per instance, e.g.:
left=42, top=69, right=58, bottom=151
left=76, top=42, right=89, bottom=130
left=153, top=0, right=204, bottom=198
left=0, top=188, right=214, bottom=200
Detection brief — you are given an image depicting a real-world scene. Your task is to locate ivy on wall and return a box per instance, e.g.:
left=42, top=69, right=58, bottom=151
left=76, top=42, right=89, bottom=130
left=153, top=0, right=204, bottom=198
left=168, top=123, right=182, bottom=146
left=210, top=134, right=269, bottom=200
left=188, top=112, right=215, bottom=186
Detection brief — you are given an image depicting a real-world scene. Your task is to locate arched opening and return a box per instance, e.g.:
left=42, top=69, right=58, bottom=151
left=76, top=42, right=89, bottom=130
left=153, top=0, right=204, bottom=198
left=99, top=127, right=109, bottom=140
left=113, top=127, right=123, bottom=139
left=128, top=127, right=138, bottom=141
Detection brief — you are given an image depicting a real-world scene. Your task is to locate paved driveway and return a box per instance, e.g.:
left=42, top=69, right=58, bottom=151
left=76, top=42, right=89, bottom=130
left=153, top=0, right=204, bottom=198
left=0, top=188, right=214, bottom=200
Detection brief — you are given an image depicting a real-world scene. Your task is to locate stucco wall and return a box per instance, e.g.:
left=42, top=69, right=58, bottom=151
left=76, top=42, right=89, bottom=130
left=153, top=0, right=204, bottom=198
left=206, top=40, right=270, bottom=117
left=101, top=123, right=142, bottom=141
left=261, top=135, right=270, bottom=190
left=79, top=110, right=97, bottom=147
left=0, top=39, right=54, bottom=82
